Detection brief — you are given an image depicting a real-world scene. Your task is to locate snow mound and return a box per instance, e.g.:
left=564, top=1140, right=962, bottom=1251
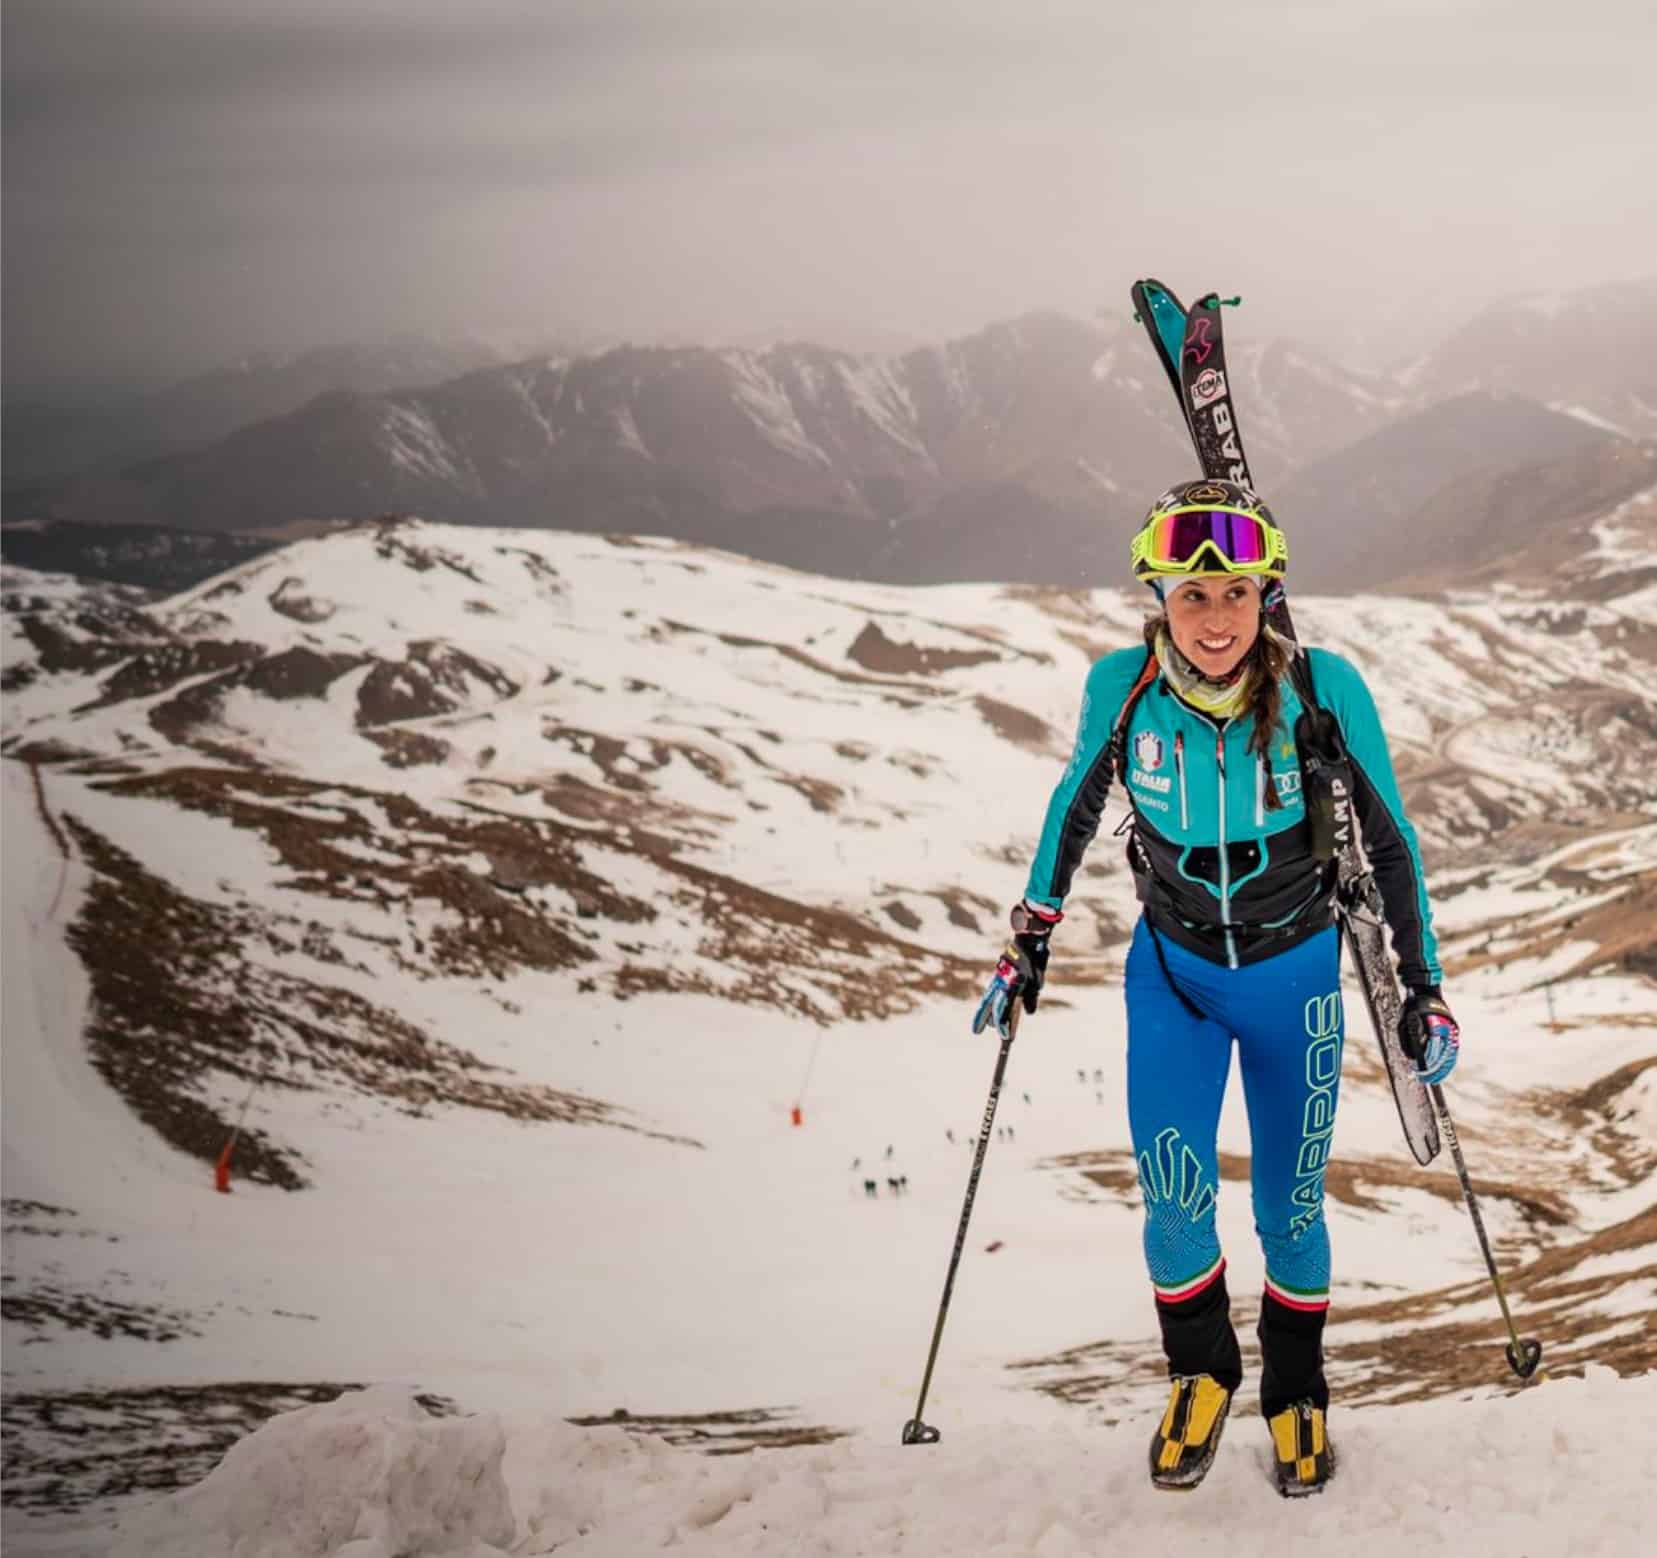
left=111, top=1387, right=514, bottom=1558
left=105, top=1370, right=1657, bottom=1558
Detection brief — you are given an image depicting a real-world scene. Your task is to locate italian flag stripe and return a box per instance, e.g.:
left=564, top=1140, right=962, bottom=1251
left=1264, top=1273, right=1330, bottom=1312
left=1154, top=1254, right=1226, bottom=1304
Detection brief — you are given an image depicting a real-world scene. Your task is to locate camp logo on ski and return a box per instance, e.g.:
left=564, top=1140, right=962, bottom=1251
left=1133, top=731, right=1165, bottom=771
left=1190, top=368, right=1227, bottom=409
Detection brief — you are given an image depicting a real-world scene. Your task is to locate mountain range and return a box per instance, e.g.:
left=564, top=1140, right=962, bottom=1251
left=1, top=338, right=519, bottom=483
left=4, top=279, right=1655, bottom=597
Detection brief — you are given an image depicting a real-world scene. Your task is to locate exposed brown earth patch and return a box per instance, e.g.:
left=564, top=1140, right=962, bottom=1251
left=540, top=721, right=843, bottom=816
left=82, top=760, right=967, bottom=1062
left=9, top=614, right=160, bottom=680
left=494, top=544, right=563, bottom=589
left=370, top=525, right=484, bottom=582
left=1329, top=1204, right=1657, bottom=1404
left=147, top=648, right=369, bottom=747
left=1046, top=1147, right=1576, bottom=1248
left=99, top=764, right=649, bottom=953
left=0, top=1382, right=457, bottom=1515
left=564, top=1406, right=850, bottom=1456
left=356, top=639, right=518, bottom=726
left=515, top=770, right=730, bottom=844
left=0, top=1280, right=203, bottom=1344
left=1012, top=1203, right=1656, bottom=1417
left=1521, top=1052, right=1657, bottom=1187
left=268, top=576, right=336, bottom=622
left=660, top=618, right=938, bottom=703
left=1444, top=866, right=1657, bottom=985
left=845, top=621, right=999, bottom=676
left=80, top=640, right=265, bottom=710
left=59, top=808, right=673, bottom=1189
left=364, top=727, right=452, bottom=768
left=974, top=694, right=1059, bottom=754
left=613, top=855, right=977, bottom=1021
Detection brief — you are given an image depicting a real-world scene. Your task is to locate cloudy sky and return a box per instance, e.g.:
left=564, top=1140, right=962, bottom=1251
left=4, top=0, right=1654, bottom=394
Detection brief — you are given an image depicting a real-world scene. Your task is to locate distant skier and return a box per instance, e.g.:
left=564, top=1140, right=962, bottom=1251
left=971, top=480, right=1458, bottom=1497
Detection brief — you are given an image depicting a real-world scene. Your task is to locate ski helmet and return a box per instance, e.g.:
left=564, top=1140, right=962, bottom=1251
left=1130, top=478, right=1287, bottom=586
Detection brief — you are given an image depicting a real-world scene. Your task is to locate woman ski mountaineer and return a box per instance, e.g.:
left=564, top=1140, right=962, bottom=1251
left=972, top=479, right=1460, bottom=1497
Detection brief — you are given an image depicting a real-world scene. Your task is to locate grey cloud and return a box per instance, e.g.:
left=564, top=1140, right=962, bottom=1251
left=4, top=0, right=1655, bottom=392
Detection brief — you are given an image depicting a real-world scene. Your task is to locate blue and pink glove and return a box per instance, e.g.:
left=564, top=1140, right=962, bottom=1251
left=971, top=901, right=1063, bottom=1038
left=1402, top=988, right=1460, bottom=1086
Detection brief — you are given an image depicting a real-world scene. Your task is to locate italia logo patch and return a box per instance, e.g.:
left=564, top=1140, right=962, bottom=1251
left=1132, top=731, right=1165, bottom=772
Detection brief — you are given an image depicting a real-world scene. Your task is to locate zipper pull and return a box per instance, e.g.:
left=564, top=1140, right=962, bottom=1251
left=1214, top=730, right=1225, bottom=776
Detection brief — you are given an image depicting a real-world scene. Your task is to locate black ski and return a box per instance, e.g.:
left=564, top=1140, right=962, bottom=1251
left=1337, top=867, right=1440, bottom=1164
left=1129, top=278, right=1439, bottom=1166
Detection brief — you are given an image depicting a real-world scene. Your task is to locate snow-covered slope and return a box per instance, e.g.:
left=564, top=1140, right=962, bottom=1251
left=2, top=522, right=1652, bottom=1555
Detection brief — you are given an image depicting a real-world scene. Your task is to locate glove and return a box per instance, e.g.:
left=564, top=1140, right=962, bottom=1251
left=1400, top=988, right=1460, bottom=1086
left=971, top=901, right=1062, bottom=1038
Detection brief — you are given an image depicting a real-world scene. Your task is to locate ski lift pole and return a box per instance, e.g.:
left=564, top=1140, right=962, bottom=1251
left=902, top=1003, right=1020, bottom=1445
left=1426, top=1081, right=1544, bottom=1381
left=215, top=1070, right=264, bottom=1193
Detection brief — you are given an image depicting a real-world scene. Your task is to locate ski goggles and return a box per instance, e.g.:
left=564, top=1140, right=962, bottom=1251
left=1130, top=507, right=1287, bottom=577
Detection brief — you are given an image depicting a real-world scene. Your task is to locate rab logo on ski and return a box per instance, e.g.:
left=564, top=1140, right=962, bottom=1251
left=1211, top=404, right=1249, bottom=485
left=1190, top=369, right=1227, bottom=409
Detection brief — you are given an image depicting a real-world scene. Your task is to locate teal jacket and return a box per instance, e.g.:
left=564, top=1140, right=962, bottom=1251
left=1024, top=646, right=1442, bottom=988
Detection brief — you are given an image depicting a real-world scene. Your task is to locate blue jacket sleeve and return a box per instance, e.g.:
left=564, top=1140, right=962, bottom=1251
left=1023, top=649, right=1149, bottom=909
left=1308, top=648, right=1443, bottom=989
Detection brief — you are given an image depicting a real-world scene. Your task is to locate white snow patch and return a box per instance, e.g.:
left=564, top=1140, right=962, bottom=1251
left=723, top=353, right=830, bottom=465
left=1548, top=401, right=1630, bottom=438
left=380, top=404, right=468, bottom=488
left=610, top=404, right=653, bottom=461
left=833, top=359, right=930, bottom=460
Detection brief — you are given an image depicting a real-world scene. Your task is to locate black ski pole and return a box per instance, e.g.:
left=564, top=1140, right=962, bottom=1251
left=1426, top=1081, right=1544, bottom=1381
left=902, top=1003, right=1020, bottom=1445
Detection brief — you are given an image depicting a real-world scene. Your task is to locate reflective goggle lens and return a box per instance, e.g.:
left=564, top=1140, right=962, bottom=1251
left=1147, top=509, right=1275, bottom=569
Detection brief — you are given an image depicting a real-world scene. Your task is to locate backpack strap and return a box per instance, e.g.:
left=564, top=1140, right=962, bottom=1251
left=1107, top=647, right=1160, bottom=781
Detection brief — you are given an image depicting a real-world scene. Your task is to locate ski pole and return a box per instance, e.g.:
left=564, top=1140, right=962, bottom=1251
left=1426, top=1082, right=1544, bottom=1381
left=902, top=1002, right=1020, bottom=1445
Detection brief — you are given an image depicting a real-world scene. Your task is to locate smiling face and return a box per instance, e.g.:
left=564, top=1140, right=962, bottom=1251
left=1163, top=574, right=1262, bottom=679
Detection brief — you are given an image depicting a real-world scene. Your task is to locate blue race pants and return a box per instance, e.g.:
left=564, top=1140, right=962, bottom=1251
left=1124, top=917, right=1344, bottom=1317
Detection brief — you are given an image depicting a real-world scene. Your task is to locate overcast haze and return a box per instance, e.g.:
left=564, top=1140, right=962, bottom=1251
left=5, top=0, right=1655, bottom=396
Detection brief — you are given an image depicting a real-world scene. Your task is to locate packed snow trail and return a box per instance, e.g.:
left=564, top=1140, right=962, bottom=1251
left=97, top=1371, right=1656, bottom=1558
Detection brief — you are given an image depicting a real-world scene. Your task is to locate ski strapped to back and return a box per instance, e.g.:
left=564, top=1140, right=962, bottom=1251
left=1128, top=277, right=1439, bottom=1165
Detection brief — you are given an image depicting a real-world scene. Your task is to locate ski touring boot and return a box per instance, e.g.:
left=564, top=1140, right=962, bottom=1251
left=1148, top=1373, right=1232, bottom=1491
left=1267, top=1400, right=1334, bottom=1497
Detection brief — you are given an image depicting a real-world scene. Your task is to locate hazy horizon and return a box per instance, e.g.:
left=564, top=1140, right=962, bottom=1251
left=5, top=0, right=1655, bottom=398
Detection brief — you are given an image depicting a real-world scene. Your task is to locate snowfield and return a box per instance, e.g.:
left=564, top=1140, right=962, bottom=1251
left=103, top=1369, right=1657, bottom=1558
left=2, top=521, right=1653, bottom=1556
